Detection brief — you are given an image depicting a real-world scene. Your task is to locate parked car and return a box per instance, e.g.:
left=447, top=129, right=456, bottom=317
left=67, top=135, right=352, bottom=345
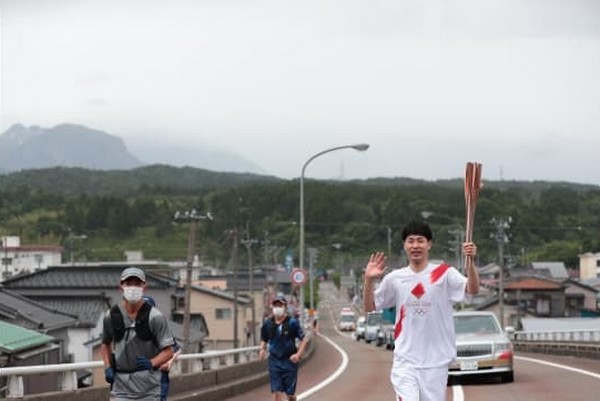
left=364, top=311, right=383, bottom=343
left=448, top=311, right=514, bottom=383
left=375, top=323, right=395, bottom=350
left=355, top=316, right=366, bottom=341
left=375, top=321, right=394, bottom=349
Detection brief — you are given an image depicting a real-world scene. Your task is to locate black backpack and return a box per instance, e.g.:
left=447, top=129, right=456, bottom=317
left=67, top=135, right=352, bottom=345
left=109, top=302, right=158, bottom=346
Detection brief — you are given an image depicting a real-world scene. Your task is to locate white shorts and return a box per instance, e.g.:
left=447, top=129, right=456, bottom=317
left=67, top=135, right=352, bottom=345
left=390, top=364, right=448, bottom=401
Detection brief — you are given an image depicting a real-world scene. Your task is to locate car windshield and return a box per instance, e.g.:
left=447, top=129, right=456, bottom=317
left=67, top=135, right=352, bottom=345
left=340, top=315, right=355, bottom=322
left=454, top=315, right=501, bottom=335
left=367, top=313, right=382, bottom=325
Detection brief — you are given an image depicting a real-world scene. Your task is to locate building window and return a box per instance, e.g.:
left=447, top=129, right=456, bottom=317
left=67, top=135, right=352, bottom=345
left=536, top=297, right=550, bottom=315
left=215, top=308, right=232, bottom=320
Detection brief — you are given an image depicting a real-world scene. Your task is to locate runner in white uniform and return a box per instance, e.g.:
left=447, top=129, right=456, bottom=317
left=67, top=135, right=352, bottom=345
left=363, top=221, right=480, bottom=401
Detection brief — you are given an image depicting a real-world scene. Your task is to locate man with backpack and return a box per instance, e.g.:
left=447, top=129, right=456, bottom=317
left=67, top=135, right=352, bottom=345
left=259, top=295, right=308, bottom=401
left=101, top=267, right=175, bottom=401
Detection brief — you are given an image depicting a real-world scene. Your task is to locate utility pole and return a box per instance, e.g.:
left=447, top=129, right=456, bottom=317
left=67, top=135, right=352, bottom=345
left=387, top=226, right=392, bottom=265
left=241, top=221, right=259, bottom=346
left=307, top=247, right=318, bottom=319
left=448, top=226, right=465, bottom=272
left=173, top=210, right=213, bottom=361
left=491, top=217, right=511, bottom=329
left=229, top=229, right=240, bottom=350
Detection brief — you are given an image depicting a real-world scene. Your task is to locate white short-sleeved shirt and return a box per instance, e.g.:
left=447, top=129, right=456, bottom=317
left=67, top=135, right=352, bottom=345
left=374, top=263, right=467, bottom=369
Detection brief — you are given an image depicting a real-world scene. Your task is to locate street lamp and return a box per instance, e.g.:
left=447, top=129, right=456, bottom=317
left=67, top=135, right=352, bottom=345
left=173, top=209, right=213, bottom=357
left=299, top=143, right=369, bottom=320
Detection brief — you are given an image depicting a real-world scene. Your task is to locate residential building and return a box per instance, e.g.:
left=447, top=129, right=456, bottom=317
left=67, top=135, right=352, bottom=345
left=0, top=321, right=60, bottom=396
left=579, top=252, right=600, bottom=280
left=1, top=236, right=62, bottom=282
left=0, top=288, right=77, bottom=362
left=1, top=265, right=208, bottom=364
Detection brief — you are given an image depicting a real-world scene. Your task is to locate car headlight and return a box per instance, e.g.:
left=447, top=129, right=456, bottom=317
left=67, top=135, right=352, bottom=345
left=495, top=342, right=513, bottom=360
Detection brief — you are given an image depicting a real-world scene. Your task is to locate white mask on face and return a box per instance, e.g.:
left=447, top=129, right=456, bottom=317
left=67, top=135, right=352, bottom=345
left=272, top=306, right=285, bottom=318
left=122, top=286, right=144, bottom=303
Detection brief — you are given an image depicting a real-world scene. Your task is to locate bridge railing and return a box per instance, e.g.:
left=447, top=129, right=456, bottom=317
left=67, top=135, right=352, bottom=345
left=513, top=329, right=600, bottom=342
left=0, top=346, right=260, bottom=399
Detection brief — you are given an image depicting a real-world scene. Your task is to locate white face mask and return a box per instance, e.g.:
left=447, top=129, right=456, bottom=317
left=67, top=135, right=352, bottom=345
left=272, top=306, right=285, bottom=318
left=122, top=286, right=144, bottom=303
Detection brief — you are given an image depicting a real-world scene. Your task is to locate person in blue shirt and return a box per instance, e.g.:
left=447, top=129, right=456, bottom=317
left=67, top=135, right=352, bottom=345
left=143, top=296, right=182, bottom=401
left=259, top=295, right=309, bottom=401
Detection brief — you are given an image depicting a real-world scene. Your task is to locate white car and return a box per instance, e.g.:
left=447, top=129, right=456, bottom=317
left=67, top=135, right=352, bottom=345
left=364, top=311, right=383, bottom=343
left=355, top=316, right=366, bottom=341
left=339, top=311, right=357, bottom=331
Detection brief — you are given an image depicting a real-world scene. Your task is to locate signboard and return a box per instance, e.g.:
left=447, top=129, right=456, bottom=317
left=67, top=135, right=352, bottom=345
left=290, top=268, right=307, bottom=286
left=285, top=250, right=294, bottom=271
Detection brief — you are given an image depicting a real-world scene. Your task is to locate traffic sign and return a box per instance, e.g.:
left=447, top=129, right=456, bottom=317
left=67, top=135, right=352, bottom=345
left=290, top=268, right=307, bottom=285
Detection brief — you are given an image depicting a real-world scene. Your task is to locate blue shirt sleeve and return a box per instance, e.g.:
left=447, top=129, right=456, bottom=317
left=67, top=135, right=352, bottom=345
left=260, top=318, right=271, bottom=342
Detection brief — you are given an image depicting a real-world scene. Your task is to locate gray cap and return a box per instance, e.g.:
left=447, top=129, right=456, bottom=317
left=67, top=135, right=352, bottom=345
left=272, top=295, right=287, bottom=305
left=120, top=267, right=146, bottom=283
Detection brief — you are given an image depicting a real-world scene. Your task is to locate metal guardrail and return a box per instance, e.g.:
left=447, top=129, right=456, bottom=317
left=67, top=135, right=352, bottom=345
left=513, top=329, right=600, bottom=342
left=0, top=346, right=260, bottom=399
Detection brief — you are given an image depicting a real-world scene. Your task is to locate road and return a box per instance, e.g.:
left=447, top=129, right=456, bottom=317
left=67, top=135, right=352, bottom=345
left=225, top=281, right=600, bottom=401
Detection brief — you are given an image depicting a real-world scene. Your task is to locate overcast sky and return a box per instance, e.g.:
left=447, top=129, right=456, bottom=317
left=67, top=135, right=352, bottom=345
left=1, top=0, right=599, bottom=184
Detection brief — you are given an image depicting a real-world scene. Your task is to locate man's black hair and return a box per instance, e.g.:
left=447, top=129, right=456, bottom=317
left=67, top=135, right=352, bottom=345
left=401, top=221, right=433, bottom=241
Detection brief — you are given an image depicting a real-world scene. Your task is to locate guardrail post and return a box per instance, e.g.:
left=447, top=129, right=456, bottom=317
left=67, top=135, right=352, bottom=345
left=60, top=370, right=77, bottom=390
left=210, top=356, right=220, bottom=370
left=191, top=359, right=203, bottom=372
left=61, top=371, right=78, bottom=391
left=225, top=354, right=234, bottom=366
left=7, top=375, right=24, bottom=398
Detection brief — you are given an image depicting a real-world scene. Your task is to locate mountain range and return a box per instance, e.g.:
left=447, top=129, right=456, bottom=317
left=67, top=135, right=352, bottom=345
left=0, top=123, right=265, bottom=175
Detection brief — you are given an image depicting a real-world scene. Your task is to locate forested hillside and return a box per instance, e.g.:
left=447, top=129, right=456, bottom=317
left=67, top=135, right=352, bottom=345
left=1, top=166, right=598, bottom=272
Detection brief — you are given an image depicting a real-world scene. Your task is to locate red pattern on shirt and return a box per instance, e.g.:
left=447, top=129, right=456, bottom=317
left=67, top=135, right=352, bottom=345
left=430, top=263, right=450, bottom=284
left=394, top=305, right=406, bottom=340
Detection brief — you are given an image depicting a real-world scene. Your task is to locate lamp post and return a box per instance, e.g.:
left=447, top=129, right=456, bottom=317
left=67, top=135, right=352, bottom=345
left=299, top=143, right=369, bottom=319
left=173, top=210, right=213, bottom=356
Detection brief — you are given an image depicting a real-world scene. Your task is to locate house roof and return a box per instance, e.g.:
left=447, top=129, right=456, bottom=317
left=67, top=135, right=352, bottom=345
left=504, top=277, right=565, bottom=291
left=0, top=288, right=78, bottom=331
left=2, top=265, right=176, bottom=289
left=0, top=320, right=55, bottom=353
left=581, top=277, right=600, bottom=289
left=270, top=270, right=292, bottom=284
left=478, top=263, right=500, bottom=275
left=2, top=245, right=62, bottom=253
left=532, top=262, right=569, bottom=279
left=564, top=279, right=600, bottom=293
left=190, top=284, right=251, bottom=304
left=30, top=296, right=109, bottom=327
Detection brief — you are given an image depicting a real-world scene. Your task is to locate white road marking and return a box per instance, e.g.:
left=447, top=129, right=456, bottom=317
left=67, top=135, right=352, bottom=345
left=515, top=355, right=600, bottom=380
left=297, top=332, right=349, bottom=400
left=452, top=355, right=599, bottom=401
left=452, top=384, right=464, bottom=401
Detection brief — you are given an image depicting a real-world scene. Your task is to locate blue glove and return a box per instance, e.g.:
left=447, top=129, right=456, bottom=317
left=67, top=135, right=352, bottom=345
left=135, top=356, right=153, bottom=371
left=104, top=367, right=115, bottom=384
